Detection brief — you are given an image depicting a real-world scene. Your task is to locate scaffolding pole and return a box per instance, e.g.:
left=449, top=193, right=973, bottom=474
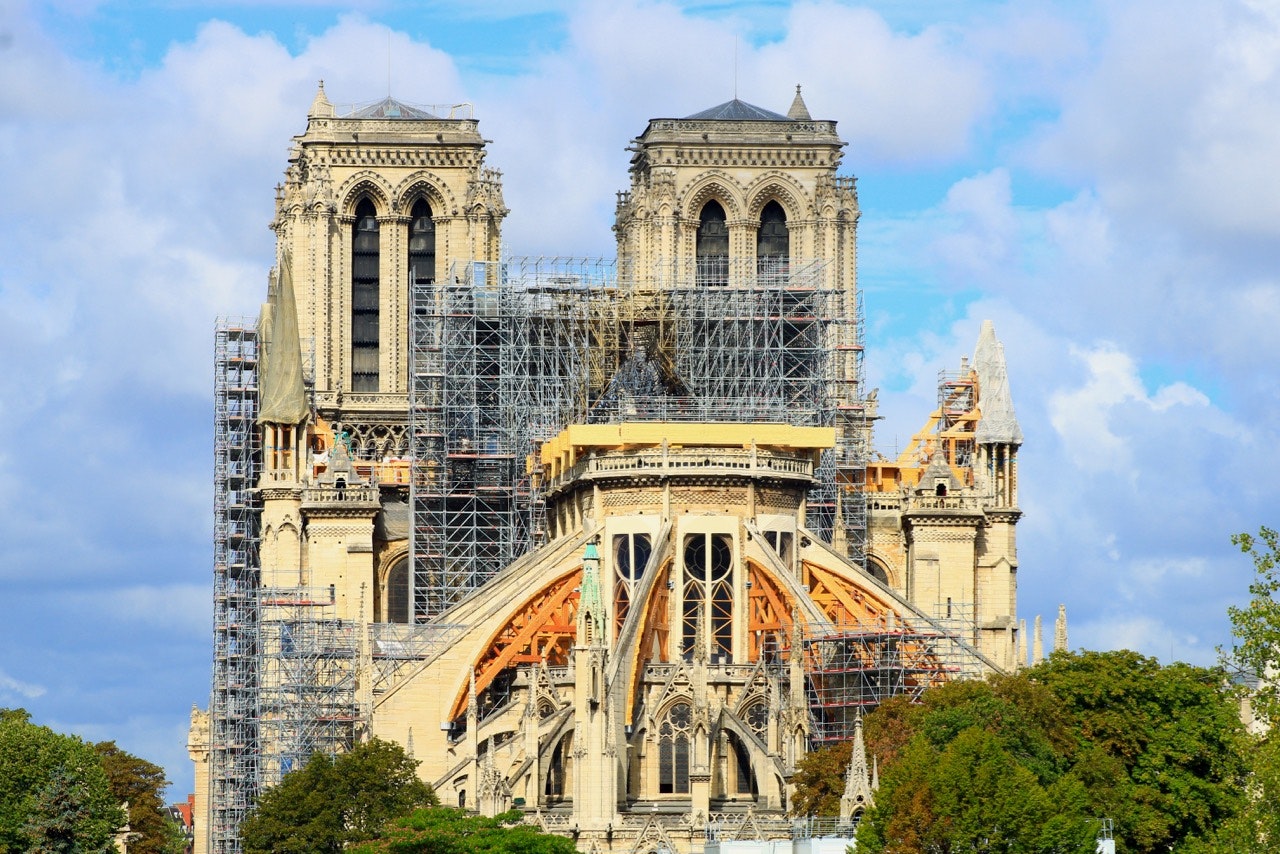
left=210, top=319, right=261, bottom=854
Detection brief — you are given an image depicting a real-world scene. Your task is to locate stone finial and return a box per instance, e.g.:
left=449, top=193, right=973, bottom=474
left=309, top=79, right=335, bottom=118
left=1033, top=615, right=1044, bottom=666
left=787, top=84, right=812, bottom=121
left=1018, top=618, right=1028, bottom=668
left=1054, top=604, right=1068, bottom=653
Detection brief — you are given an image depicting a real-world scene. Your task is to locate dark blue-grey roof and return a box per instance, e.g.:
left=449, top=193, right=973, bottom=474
left=683, top=99, right=789, bottom=121
left=347, top=97, right=438, bottom=120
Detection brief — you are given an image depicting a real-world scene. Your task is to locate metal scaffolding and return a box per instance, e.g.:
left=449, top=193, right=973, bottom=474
left=211, top=319, right=261, bottom=854
left=409, top=257, right=870, bottom=621
left=257, top=587, right=359, bottom=787
left=801, top=612, right=989, bottom=745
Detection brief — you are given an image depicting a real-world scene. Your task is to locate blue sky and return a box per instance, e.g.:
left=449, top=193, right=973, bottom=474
left=2, top=0, right=1277, bottom=798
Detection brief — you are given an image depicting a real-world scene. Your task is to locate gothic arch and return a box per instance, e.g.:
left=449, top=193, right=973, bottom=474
left=681, top=172, right=745, bottom=222
left=864, top=551, right=899, bottom=589
left=393, top=173, right=457, bottom=217
left=338, top=171, right=394, bottom=217
left=744, top=172, right=809, bottom=221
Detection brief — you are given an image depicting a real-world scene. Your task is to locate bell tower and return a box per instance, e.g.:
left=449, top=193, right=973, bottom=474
left=272, top=82, right=507, bottom=444
left=613, top=86, right=858, bottom=298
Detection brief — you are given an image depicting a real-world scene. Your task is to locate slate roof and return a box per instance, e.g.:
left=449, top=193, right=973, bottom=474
left=683, top=99, right=789, bottom=121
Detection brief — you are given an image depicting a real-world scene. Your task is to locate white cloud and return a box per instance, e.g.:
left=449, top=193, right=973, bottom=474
left=0, top=669, right=46, bottom=701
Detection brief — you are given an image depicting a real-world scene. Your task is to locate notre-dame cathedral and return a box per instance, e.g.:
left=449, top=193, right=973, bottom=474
left=189, top=83, right=1024, bottom=854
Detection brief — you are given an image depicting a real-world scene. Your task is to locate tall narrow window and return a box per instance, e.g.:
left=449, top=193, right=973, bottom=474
left=614, top=533, right=652, bottom=635
left=351, top=198, right=380, bottom=392
left=386, top=557, right=409, bottom=624
left=682, top=533, right=734, bottom=659
left=757, top=200, right=789, bottom=276
left=696, top=200, right=729, bottom=286
left=409, top=199, right=436, bottom=284
left=658, top=702, right=691, bottom=794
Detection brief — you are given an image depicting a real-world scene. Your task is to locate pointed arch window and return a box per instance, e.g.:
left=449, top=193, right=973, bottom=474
left=681, top=533, right=734, bottom=660
left=757, top=200, right=789, bottom=277
left=409, top=198, right=436, bottom=285
left=351, top=198, right=380, bottom=392
left=658, top=702, right=691, bottom=794
left=696, top=200, right=729, bottom=286
left=613, top=533, right=652, bottom=636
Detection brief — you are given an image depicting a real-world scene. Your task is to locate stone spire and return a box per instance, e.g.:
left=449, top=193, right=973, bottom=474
left=1054, top=604, right=1068, bottom=652
left=973, top=320, right=1023, bottom=445
left=1033, top=615, right=1044, bottom=666
left=787, top=84, right=812, bottom=120
left=1018, top=618, right=1028, bottom=668
left=839, top=711, right=876, bottom=822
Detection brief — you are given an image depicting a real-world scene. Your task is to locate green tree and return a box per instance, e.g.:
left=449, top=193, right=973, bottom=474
left=348, top=808, right=577, bottom=854
left=93, top=741, right=172, bottom=854
left=1181, top=526, right=1280, bottom=852
left=240, top=737, right=438, bottom=854
left=1227, top=526, right=1280, bottom=723
left=820, top=652, right=1246, bottom=854
left=1035, top=650, right=1248, bottom=853
left=0, top=708, right=124, bottom=854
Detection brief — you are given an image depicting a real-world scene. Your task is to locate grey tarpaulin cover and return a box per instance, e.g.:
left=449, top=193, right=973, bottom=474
left=973, top=320, right=1023, bottom=445
left=257, top=251, right=309, bottom=426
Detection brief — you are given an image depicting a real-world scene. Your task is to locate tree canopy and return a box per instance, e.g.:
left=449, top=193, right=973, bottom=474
left=93, top=740, right=182, bottom=854
left=240, top=738, right=438, bottom=854
left=1177, top=526, right=1280, bottom=852
left=792, top=651, right=1250, bottom=854
left=0, top=708, right=124, bottom=854
left=349, top=808, right=578, bottom=854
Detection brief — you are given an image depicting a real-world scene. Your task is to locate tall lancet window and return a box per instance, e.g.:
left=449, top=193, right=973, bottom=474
left=696, top=200, right=729, bottom=286
left=757, top=200, right=789, bottom=276
left=681, top=533, right=734, bottom=660
left=658, top=702, right=692, bottom=794
left=408, top=198, right=436, bottom=285
left=351, top=198, right=380, bottom=392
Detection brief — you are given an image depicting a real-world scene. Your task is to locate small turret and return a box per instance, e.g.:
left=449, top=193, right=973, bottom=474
left=577, top=541, right=606, bottom=648
left=787, top=84, right=812, bottom=120
left=308, top=80, right=335, bottom=119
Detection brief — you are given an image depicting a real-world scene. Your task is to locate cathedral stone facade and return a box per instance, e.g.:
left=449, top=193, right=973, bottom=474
left=191, top=84, right=1024, bottom=854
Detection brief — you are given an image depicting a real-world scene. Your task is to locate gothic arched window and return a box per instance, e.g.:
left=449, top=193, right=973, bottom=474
left=681, top=533, right=734, bottom=660
left=658, top=702, right=692, bottom=794
left=696, top=200, right=729, bottom=286
left=351, top=198, right=380, bottom=392
left=744, top=700, right=768, bottom=742
left=386, top=557, right=409, bottom=624
left=614, top=533, right=652, bottom=635
left=757, top=200, right=789, bottom=276
left=409, top=198, right=436, bottom=285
